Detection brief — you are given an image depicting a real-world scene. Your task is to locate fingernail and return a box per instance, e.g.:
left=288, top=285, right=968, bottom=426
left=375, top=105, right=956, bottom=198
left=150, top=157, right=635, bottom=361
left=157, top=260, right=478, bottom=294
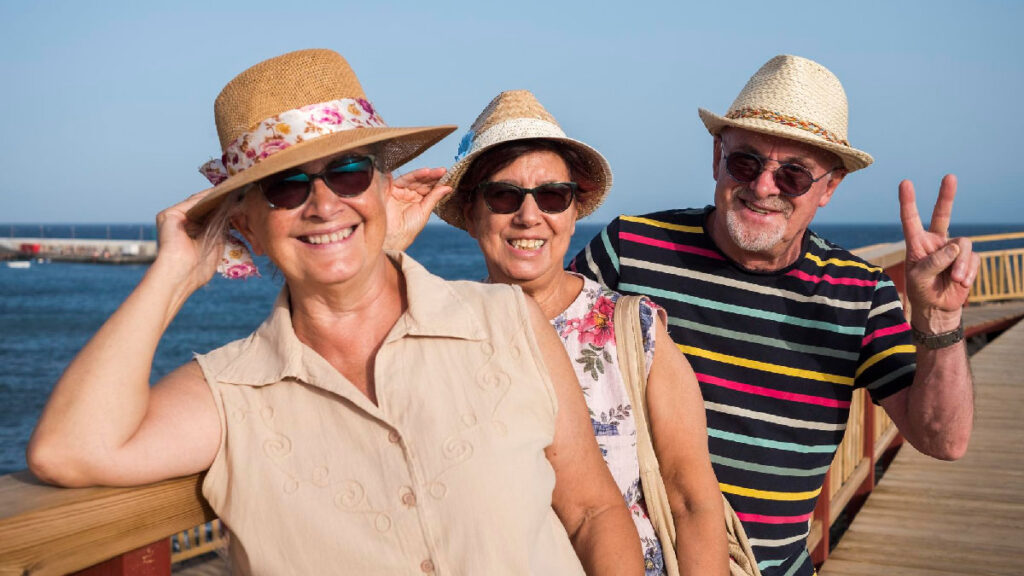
left=946, top=244, right=960, bottom=257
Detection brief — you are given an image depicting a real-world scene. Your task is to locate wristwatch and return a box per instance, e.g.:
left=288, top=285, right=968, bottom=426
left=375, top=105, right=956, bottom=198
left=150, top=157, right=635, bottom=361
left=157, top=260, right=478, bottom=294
left=911, top=319, right=965, bottom=349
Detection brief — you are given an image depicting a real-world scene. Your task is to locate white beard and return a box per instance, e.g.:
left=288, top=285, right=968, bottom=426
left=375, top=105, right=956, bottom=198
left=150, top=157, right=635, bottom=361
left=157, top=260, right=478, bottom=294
left=725, top=206, right=787, bottom=253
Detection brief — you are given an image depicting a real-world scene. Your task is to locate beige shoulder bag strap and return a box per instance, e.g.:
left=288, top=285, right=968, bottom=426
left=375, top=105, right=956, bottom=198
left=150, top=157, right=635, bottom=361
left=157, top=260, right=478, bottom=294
left=613, top=295, right=680, bottom=576
left=613, top=295, right=761, bottom=576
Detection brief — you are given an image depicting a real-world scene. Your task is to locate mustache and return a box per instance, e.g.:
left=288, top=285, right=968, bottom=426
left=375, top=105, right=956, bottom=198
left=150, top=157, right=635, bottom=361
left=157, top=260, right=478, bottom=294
left=736, top=192, right=793, bottom=214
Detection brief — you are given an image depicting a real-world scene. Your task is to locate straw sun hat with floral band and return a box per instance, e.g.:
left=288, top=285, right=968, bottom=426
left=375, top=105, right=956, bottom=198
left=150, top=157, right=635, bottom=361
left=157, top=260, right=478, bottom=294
left=698, top=54, right=873, bottom=172
left=434, top=90, right=612, bottom=230
left=188, top=49, right=456, bottom=222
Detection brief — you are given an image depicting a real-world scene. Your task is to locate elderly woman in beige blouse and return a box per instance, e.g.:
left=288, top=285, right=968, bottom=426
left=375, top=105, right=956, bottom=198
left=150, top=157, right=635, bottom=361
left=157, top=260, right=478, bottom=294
left=27, top=50, right=642, bottom=575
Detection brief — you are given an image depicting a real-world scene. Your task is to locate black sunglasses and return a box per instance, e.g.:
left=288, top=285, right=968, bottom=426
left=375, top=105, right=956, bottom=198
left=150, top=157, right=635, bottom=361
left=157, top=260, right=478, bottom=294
left=258, top=155, right=376, bottom=209
left=723, top=148, right=839, bottom=197
left=475, top=181, right=577, bottom=214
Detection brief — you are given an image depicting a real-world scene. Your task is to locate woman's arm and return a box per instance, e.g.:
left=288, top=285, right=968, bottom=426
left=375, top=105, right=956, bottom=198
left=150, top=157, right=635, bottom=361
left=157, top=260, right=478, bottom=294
left=527, top=299, right=643, bottom=576
left=646, top=318, right=728, bottom=575
left=27, top=191, right=223, bottom=487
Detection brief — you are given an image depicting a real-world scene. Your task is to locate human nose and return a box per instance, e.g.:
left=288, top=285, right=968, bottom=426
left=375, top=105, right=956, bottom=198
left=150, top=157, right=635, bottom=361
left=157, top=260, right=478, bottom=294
left=748, top=161, right=781, bottom=198
left=303, top=178, right=345, bottom=217
left=512, top=192, right=543, bottom=226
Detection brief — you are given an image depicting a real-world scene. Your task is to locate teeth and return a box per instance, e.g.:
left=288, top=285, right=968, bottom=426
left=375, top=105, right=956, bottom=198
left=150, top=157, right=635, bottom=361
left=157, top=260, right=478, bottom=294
left=746, top=202, right=769, bottom=215
left=509, top=238, right=545, bottom=250
left=306, top=227, right=354, bottom=245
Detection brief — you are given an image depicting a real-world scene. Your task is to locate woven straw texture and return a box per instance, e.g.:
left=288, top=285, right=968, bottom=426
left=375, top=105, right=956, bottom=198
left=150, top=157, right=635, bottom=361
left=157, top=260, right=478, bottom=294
left=698, top=54, right=873, bottom=171
left=187, top=49, right=455, bottom=221
left=435, top=90, right=612, bottom=230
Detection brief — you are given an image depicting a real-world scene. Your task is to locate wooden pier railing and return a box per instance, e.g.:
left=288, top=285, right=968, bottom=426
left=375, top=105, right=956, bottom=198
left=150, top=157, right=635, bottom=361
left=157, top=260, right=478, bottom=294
left=2, top=232, right=1023, bottom=575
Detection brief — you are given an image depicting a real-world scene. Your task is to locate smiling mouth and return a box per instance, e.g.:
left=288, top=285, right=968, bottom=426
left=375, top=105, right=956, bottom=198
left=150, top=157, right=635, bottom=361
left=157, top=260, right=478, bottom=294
left=302, top=225, right=356, bottom=245
left=508, top=238, right=546, bottom=251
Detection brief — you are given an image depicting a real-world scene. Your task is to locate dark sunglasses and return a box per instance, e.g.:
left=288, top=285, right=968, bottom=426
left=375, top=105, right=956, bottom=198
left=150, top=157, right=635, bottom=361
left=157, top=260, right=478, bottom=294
left=475, top=181, right=577, bottom=214
left=723, top=148, right=839, bottom=197
left=259, top=155, right=376, bottom=209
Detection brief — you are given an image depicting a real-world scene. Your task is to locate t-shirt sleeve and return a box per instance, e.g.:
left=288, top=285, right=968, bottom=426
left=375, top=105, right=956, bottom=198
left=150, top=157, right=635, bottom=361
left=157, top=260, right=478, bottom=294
left=856, top=272, right=916, bottom=403
left=568, top=217, right=622, bottom=291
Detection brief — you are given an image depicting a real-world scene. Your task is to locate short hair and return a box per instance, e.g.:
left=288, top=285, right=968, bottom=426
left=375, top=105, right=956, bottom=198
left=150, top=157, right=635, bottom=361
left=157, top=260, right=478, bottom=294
left=457, top=139, right=598, bottom=198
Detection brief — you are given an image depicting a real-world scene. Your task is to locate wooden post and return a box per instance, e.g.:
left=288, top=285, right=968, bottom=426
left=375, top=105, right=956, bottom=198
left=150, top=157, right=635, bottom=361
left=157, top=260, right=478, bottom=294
left=73, top=541, right=171, bottom=576
left=810, top=471, right=831, bottom=566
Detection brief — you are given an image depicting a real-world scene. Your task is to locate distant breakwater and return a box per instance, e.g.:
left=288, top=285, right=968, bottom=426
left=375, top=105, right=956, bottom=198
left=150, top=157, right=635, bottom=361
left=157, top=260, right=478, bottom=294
left=0, top=237, right=156, bottom=264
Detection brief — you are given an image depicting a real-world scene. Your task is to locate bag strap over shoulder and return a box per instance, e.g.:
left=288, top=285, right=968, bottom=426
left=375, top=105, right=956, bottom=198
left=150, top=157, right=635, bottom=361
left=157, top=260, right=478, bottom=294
left=613, top=295, right=680, bottom=576
left=613, top=295, right=761, bottom=576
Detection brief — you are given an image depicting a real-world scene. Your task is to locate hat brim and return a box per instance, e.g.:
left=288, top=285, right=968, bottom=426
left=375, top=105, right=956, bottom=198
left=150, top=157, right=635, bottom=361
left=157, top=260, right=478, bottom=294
left=434, top=136, right=613, bottom=230
left=186, top=124, right=456, bottom=221
left=697, top=108, right=873, bottom=172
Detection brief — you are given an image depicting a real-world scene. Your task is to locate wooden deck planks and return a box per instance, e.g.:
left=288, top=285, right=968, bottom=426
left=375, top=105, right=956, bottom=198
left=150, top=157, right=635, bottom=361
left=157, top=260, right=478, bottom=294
left=820, top=316, right=1024, bottom=576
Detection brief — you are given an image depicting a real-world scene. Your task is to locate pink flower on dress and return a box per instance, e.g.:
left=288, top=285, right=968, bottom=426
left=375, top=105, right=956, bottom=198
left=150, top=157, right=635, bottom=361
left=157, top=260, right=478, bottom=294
left=258, top=139, right=291, bottom=159
left=576, top=295, right=615, bottom=347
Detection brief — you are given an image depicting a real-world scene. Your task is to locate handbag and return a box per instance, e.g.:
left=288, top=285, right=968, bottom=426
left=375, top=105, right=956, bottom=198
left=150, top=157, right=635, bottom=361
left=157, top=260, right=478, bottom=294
left=613, top=295, right=761, bottom=576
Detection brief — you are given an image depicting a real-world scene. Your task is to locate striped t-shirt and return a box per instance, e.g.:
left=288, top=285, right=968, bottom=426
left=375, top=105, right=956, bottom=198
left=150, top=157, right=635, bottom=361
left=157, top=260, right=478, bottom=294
left=570, top=208, right=915, bottom=576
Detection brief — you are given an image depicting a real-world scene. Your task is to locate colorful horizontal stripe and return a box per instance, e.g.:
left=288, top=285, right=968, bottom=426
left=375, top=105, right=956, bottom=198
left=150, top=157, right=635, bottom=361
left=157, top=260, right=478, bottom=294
left=682, top=345, right=854, bottom=385
left=805, top=252, right=882, bottom=272
left=787, top=268, right=877, bottom=287
left=720, top=482, right=822, bottom=501
left=620, top=214, right=702, bottom=234
left=736, top=511, right=814, bottom=524
left=856, top=344, right=916, bottom=378
left=710, top=454, right=834, bottom=477
left=862, top=323, right=911, bottom=347
left=669, top=317, right=860, bottom=361
left=697, top=372, right=852, bottom=408
left=620, top=232, right=724, bottom=260
left=705, top=401, right=847, bottom=431
left=709, top=428, right=838, bottom=454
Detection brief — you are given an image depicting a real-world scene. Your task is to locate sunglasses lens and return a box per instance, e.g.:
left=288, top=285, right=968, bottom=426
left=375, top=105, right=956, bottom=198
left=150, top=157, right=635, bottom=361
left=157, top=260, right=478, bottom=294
left=480, top=183, right=523, bottom=214
left=262, top=175, right=310, bottom=209
left=323, top=156, right=374, bottom=197
left=533, top=183, right=575, bottom=213
left=775, top=164, right=813, bottom=196
left=726, top=152, right=763, bottom=182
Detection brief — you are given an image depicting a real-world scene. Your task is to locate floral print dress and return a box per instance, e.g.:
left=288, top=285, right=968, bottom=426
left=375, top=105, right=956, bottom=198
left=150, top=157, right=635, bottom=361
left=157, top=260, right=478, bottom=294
left=551, top=275, right=665, bottom=576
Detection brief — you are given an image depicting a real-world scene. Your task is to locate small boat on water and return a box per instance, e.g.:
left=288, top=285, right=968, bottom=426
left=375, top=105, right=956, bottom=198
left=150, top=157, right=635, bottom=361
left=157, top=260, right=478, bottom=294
left=5, top=261, right=30, bottom=269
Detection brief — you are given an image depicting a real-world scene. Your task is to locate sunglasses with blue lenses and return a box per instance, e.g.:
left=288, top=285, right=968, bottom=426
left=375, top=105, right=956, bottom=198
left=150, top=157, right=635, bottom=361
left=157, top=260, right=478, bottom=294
left=259, top=155, right=376, bottom=209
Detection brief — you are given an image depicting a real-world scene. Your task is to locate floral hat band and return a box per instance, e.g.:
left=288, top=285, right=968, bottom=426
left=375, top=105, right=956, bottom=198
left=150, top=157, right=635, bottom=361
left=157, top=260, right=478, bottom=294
left=198, top=97, right=385, bottom=186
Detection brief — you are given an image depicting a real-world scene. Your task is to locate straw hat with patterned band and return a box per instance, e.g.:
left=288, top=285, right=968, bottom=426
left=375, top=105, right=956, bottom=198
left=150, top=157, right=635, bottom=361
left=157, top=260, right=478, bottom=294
left=698, top=54, right=874, bottom=172
left=187, top=49, right=456, bottom=221
left=434, top=90, right=613, bottom=230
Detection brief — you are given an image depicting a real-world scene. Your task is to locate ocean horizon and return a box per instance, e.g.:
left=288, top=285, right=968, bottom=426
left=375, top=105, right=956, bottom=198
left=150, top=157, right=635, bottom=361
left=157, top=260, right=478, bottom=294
left=2, top=220, right=1023, bottom=476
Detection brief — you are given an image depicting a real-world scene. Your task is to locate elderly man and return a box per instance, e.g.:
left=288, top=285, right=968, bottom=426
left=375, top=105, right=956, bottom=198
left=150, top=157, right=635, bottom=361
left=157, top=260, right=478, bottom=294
left=569, top=54, right=978, bottom=576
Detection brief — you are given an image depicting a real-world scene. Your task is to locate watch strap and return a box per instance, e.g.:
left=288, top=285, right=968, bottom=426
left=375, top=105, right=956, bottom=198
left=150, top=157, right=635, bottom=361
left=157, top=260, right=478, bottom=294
left=911, top=319, right=965, bottom=349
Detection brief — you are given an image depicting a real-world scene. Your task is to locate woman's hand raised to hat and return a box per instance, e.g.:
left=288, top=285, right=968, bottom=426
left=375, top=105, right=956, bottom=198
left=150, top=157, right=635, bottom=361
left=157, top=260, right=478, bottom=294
left=384, top=167, right=452, bottom=252
left=899, top=175, right=981, bottom=334
left=152, top=188, right=224, bottom=294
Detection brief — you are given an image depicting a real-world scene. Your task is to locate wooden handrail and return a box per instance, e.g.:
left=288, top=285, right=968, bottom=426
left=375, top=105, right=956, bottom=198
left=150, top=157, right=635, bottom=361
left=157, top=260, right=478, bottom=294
left=0, top=471, right=214, bottom=575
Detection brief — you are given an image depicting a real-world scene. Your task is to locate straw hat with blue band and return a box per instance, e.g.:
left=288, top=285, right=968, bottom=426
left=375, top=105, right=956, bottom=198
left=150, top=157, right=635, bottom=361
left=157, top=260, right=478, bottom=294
left=434, top=90, right=613, bottom=230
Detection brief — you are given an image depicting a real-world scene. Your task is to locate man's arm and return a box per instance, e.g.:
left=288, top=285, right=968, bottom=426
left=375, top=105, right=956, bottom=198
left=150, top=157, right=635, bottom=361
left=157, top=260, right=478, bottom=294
left=879, top=175, right=980, bottom=460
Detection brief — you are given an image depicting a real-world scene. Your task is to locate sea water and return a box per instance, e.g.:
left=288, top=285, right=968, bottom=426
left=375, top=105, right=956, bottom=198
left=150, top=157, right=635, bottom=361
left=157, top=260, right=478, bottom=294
left=2, top=221, right=1022, bottom=475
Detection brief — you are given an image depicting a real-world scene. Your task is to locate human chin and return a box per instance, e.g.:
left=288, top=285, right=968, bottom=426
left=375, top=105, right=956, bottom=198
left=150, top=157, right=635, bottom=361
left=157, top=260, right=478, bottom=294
left=725, top=206, right=786, bottom=253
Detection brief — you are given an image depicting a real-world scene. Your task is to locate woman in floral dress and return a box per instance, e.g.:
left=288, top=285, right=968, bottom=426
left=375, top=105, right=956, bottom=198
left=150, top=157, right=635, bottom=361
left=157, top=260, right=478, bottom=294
left=389, top=90, right=728, bottom=575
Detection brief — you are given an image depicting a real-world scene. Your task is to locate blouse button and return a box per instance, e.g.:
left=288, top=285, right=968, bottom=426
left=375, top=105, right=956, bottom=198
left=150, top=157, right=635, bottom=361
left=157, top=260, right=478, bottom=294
left=420, top=559, right=435, bottom=573
left=401, top=489, right=417, bottom=507
left=388, top=429, right=401, bottom=444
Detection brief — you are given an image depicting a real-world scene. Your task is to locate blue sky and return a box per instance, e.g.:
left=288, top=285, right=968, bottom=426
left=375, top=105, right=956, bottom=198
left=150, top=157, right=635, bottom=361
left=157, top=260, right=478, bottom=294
left=1, top=0, right=1021, bottom=224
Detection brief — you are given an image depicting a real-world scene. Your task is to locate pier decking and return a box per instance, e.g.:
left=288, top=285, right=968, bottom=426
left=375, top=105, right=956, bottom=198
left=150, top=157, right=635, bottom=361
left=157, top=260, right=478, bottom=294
left=820, top=308, right=1024, bottom=575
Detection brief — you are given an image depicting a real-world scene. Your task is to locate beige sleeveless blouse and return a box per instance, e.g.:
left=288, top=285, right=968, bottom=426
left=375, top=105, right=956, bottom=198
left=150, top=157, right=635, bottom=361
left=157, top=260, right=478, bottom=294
left=196, top=253, right=584, bottom=575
